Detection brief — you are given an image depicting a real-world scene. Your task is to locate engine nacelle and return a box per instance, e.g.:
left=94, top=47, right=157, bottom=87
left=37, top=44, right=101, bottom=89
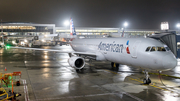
left=68, top=56, right=85, bottom=69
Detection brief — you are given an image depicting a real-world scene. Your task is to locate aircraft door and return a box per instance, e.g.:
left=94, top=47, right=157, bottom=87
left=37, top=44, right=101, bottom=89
left=131, top=41, right=141, bottom=58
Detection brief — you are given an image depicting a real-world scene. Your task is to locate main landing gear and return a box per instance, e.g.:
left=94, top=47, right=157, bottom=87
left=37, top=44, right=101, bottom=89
left=143, top=71, right=151, bottom=84
left=89, top=59, right=96, bottom=73
left=76, top=68, right=84, bottom=73
left=111, top=62, right=119, bottom=71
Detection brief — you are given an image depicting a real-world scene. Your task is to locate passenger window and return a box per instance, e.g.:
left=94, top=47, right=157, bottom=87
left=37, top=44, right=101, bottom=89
left=150, top=47, right=156, bottom=52
left=145, top=47, right=151, bottom=52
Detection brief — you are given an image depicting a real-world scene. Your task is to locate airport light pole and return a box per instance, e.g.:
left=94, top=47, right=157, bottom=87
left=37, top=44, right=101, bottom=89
left=64, top=20, right=70, bottom=35
left=122, top=22, right=128, bottom=37
left=121, top=28, right=124, bottom=37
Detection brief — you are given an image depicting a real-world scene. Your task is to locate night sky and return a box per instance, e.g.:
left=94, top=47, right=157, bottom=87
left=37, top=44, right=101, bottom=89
left=0, top=0, right=180, bottom=29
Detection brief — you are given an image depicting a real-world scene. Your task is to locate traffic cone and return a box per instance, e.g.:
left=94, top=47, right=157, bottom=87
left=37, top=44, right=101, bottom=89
left=5, top=67, right=7, bottom=71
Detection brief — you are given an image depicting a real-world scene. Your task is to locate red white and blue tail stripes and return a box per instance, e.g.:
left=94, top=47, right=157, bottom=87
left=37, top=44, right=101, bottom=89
left=126, top=40, right=130, bottom=54
left=70, top=18, right=76, bottom=36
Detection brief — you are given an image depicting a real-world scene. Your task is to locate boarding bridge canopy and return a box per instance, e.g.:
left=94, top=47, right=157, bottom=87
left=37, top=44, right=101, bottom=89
left=148, top=32, right=177, bottom=57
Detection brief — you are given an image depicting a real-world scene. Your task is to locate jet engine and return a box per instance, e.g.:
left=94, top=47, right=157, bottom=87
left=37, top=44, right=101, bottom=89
left=68, top=56, right=85, bottom=69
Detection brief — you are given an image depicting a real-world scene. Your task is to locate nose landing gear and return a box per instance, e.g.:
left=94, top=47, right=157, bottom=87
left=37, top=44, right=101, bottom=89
left=143, top=71, right=151, bottom=84
left=111, top=62, right=119, bottom=71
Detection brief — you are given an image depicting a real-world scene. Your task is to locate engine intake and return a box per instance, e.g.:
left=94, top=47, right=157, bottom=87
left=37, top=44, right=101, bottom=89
left=68, top=56, right=85, bottom=69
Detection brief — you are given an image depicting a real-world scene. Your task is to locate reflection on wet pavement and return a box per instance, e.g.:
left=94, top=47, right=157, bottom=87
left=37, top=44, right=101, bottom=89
left=1, top=46, right=180, bottom=101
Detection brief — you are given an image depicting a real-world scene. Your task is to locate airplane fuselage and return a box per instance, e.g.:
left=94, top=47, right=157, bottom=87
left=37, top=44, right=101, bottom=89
left=70, top=37, right=177, bottom=71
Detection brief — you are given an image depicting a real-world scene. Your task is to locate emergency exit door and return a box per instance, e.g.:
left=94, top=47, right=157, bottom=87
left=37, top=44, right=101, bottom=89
left=131, top=41, right=141, bottom=58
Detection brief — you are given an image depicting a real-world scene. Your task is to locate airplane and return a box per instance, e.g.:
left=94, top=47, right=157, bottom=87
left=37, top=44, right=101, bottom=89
left=10, top=18, right=177, bottom=84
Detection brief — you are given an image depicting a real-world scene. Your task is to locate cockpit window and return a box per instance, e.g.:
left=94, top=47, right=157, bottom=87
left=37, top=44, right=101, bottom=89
left=147, top=46, right=169, bottom=52
left=145, top=47, right=151, bottom=52
left=165, top=47, right=170, bottom=51
left=150, top=47, right=156, bottom=52
left=157, top=47, right=166, bottom=51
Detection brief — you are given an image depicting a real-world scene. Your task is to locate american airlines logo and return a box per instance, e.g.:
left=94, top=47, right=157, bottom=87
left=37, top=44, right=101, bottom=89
left=126, top=40, right=130, bottom=54
left=98, top=41, right=124, bottom=53
left=98, top=40, right=131, bottom=54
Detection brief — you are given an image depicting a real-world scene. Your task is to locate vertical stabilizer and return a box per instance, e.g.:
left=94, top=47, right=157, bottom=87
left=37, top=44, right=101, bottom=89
left=70, top=18, right=76, bottom=36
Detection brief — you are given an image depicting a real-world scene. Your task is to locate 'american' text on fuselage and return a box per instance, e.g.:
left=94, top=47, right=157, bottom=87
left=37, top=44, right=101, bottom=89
left=98, top=42, right=124, bottom=53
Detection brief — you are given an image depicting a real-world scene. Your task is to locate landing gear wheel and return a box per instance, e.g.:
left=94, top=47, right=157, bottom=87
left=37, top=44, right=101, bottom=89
left=76, top=68, right=84, bottom=73
left=111, top=62, right=119, bottom=71
left=143, top=70, right=151, bottom=84
left=115, top=65, right=119, bottom=71
left=76, top=69, right=80, bottom=72
left=111, top=62, right=114, bottom=69
left=16, top=81, right=20, bottom=86
left=143, top=78, right=151, bottom=84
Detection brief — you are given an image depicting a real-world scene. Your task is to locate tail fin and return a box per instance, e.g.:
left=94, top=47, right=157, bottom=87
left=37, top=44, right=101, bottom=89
left=70, top=18, right=76, bottom=36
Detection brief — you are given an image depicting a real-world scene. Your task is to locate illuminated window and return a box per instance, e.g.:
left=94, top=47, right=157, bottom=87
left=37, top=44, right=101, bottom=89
left=150, top=47, right=156, bottom=52
left=92, top=30, right=97, bottom=32
left=157, top=47, right=166, bottom=51
left=145, top=47, right=151, bottom=52
left=87, top=30, right=92, bottom=32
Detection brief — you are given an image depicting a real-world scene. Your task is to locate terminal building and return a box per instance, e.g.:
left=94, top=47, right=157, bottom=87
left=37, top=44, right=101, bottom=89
left=0, top=22, right=180, bottom=58
left=1, top=22, right=163, bottom=37
left=0, top=23, right=55, bottom=36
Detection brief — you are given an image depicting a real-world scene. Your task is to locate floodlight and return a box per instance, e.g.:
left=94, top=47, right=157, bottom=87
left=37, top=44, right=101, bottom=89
left=21, top=42, right=24, bottom=45
left=24, top=39, right=27, bottom=42
left=177, top=23, right=180, bottom=28
left=161, top=22, right=169, bottom=30
left=64, top=20, right=69, bottom=26
left=124, top=22, right=128, bottom=27
left=12, top=41, right=15, bottom=44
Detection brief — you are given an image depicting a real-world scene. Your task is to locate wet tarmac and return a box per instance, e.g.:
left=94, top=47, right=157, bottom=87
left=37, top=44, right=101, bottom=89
left=0, top=45, right=180, bottom=101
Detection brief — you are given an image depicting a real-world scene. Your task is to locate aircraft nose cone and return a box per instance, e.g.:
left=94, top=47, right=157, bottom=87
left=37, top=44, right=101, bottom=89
left=163, top=54, right=177, bottom=70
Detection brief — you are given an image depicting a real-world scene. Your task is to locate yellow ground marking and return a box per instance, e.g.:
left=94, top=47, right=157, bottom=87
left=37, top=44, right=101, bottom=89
left=148, top=72, right=180, bottom=79
left=105, top=70, right=172, bottom=92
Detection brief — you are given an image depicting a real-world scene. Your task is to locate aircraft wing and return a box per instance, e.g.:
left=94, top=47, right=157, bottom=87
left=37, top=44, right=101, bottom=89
left=10, top=47, right=73, bottom=53
left=10, top=47, right=97, bottom=57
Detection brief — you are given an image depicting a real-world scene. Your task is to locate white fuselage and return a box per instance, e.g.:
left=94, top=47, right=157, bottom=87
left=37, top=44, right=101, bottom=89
left=70, top=37, right=177, bottom=71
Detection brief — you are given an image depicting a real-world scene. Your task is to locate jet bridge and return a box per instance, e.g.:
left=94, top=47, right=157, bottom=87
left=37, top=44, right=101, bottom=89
left=148, top=32, right=177, bottom=57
